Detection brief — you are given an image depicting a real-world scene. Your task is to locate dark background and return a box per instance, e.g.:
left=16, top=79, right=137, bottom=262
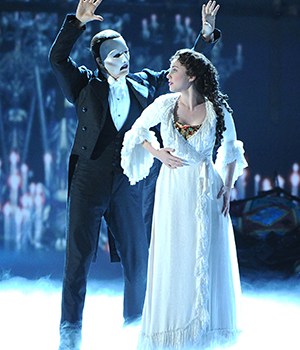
left=0, top=0, right=299, bottom=278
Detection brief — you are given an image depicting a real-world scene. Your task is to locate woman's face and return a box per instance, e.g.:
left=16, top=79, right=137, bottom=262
left=167, top=59, right=194, bottom=93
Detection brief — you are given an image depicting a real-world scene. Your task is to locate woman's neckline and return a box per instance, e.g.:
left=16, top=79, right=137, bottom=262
left=173, top=97, right=206, bottom=127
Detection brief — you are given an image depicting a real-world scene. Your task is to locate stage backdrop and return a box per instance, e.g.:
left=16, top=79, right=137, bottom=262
left=0, top=1, right=299, bottom=276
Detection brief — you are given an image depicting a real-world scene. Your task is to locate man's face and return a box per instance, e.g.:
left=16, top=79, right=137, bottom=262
left=100, top=37, right=130, bottom=80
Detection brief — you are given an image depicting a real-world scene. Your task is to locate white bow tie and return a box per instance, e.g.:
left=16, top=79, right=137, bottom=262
left=107, top=76, right=127, bottom=89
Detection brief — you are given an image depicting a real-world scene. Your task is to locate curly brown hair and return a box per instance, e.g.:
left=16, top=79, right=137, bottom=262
left=170, top=49, right=232, bottom=150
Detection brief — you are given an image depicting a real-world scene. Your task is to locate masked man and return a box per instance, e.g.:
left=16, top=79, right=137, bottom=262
left=49, top=0, right=220, bottom=349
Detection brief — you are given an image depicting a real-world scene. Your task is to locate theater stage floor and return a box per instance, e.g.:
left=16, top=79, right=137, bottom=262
left=0, top=248, right=299, bottom=350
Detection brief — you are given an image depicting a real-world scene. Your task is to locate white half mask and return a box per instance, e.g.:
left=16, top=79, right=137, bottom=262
left=100, top=37, right=130, bottom=80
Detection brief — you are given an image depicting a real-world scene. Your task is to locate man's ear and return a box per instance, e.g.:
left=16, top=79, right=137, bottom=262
left=95, top=57, right=109, bottom=79
left=95, top=57, right=102, bottom=68
left=96, top=57, right=106, bottom=72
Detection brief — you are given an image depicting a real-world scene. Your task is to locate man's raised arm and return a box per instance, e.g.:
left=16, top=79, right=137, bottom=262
left=193, top=1, right=221, bottom=52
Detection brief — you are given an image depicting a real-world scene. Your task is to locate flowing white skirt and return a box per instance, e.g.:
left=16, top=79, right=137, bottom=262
left=138, top=163, right=241, bottom=350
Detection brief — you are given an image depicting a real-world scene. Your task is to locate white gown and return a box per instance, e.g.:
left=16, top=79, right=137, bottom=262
left=121, top=93, right=248, bottom=350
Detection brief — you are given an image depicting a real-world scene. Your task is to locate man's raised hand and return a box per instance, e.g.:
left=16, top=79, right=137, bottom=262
left=202, top=1, right=220, bottom=38
left=76, top=0, right=104, bottom=25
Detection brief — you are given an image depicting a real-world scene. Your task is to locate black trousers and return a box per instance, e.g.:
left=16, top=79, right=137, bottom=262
left=60, top=156, right=148, bottom=326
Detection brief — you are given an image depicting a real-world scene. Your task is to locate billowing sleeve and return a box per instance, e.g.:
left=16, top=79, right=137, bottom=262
left=214, top=106, right=248, bottom=187
left=121, top=95, right=166, bottom=185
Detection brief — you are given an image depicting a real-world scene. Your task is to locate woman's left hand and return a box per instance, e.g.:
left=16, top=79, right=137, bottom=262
left=217, top=185, right=231, bottom=216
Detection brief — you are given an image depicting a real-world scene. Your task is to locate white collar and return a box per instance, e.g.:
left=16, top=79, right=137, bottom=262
left=107, top=76, right=127, bottom=88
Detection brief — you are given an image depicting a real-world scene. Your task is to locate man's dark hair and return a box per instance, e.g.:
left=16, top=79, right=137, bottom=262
left=90, top=29, right=121, bottom=63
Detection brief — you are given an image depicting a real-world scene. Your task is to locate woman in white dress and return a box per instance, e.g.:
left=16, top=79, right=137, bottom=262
left=121, top=49, right=248, bottom=350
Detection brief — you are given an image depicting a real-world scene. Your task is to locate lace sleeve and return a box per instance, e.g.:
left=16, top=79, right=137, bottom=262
left=215, top=107, right=248, bottom=186
left=121, top=95, right=168, bottom=185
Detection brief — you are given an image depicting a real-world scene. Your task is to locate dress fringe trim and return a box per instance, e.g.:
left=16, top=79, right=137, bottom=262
left=139, top=316, right=208, bottom=349
left=138, top=327, right=240, bottom=350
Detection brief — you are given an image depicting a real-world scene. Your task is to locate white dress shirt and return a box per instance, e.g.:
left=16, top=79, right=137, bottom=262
left=107, top=76, right=130, bottom=131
